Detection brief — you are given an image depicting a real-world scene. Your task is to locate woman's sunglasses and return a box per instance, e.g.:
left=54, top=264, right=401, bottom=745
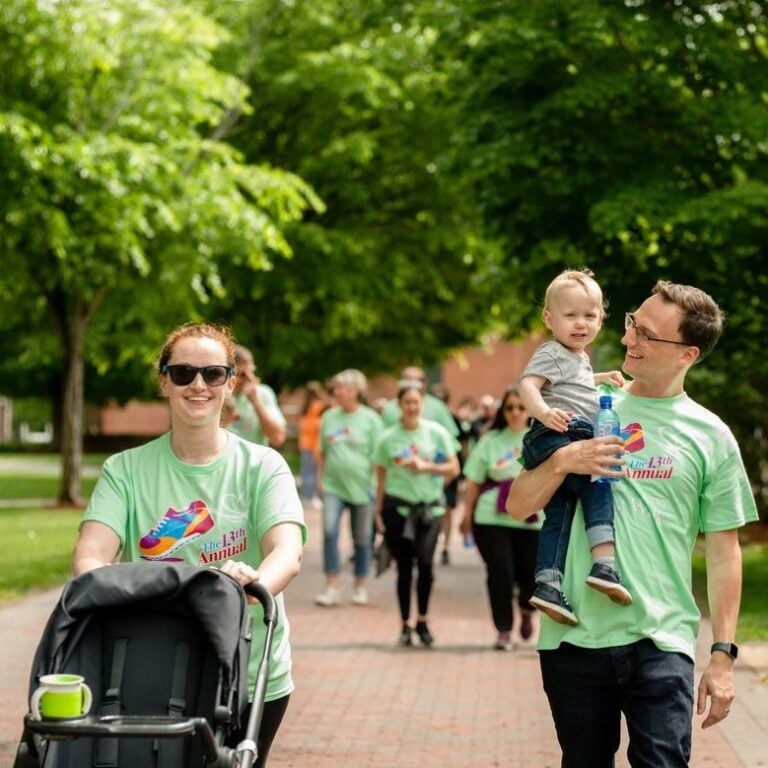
left=161, top=364, right=233, bottom=387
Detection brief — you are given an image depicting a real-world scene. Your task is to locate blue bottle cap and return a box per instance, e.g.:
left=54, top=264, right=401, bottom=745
left=599, top=395, right=613, bottom=408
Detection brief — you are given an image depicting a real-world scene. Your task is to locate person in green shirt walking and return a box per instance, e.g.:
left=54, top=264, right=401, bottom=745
left=374, top=379, right=460, bottom=648
left=73, top=322, right=306, bottom=768
left=507, top=281, right=758, bottom=768
left=314, top=369, right=383, bottom=607
left=461, top=384, right=541, bottom=652
left=228, top=344, right=287, bottom=448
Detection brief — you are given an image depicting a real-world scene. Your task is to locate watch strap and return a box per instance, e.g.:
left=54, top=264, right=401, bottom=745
left=710, top=641, right=738, bottom=660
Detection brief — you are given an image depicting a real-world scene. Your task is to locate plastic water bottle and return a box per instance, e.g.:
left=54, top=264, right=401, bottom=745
left=594, top=395, right=621, bottom=483
left=463, top=531, right=475, bottom=549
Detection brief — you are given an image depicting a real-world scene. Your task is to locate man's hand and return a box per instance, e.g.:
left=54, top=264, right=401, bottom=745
left=566, top=435, right=626, bottom=478
left=697, top=656, right=735, bottom=729
left=506, top=435, right=625, bottom=520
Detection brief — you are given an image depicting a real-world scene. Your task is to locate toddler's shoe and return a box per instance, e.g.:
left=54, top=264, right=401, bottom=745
left=529, top=583, right=579, bottom=626
left=586, top=563, right=632, bottom=605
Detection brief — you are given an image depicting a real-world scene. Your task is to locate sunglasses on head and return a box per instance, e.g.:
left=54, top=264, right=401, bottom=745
left=161, top=364, right=233, bottom=387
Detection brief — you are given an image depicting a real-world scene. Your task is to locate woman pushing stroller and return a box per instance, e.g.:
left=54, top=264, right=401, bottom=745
left=72, top=322, right=306, bottom=767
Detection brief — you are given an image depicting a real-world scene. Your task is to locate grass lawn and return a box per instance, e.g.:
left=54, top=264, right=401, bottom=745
left=0, top=506, right=83, bottom=601
left=0, top=475, right=98, bottom=499
left=0, top=455, right=102, bottom=600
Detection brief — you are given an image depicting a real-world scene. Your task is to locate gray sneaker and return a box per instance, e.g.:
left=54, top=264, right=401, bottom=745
left=586, top=563, right=632, bottom=605
left=529, top=583, right=579, bottom=626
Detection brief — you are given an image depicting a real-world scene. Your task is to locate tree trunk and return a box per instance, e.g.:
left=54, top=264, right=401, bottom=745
left=58, top=306, right=89, bottom=506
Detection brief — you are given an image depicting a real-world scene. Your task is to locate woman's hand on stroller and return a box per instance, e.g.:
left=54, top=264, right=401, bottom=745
left=221, top=560, right=261, bottom=602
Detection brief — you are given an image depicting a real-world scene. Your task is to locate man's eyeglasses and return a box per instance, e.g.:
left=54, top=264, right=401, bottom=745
left=161, top=364, right=234, bottom=387
left=624, top=313, right=690, bottom=347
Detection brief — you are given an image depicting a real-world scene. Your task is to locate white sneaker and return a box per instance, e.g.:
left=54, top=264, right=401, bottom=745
left=315, top=587, right=341, bottom=607
left=350, top=587, right=369, bottom=606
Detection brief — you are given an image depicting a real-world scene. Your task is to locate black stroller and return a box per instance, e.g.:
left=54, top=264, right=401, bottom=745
left=14, top=561, right=277, bottom=768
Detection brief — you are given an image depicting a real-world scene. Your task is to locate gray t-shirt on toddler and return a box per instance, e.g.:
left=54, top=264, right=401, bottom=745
left=521, top=340, right=599, bottom=421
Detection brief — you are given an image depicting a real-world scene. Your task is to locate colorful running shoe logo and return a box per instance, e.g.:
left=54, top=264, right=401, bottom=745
left=327, top=427, right=351, bottom=444
left=394, top=443, right=418, bottom=465
left=139, top=500, right=215, bottom=560
left=493, top=449, right=517, bottom=470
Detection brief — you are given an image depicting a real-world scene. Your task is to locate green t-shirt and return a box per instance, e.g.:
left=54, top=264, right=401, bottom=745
left=320, top=404, right=384, bottom=504
left=82, top=432, right=307, bottom=701
left=463, top=427, right=542, bottom=530
left=380, top=393, right=460, bottom=437
left=373, top=421, right=461, bottom=515
left=538, top=385, right=758, bottom=662
left=228, top=385, right=286, bottom=446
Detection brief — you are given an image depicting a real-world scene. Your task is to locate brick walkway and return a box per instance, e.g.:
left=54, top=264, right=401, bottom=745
left=2, top=503, right=766, bottom=767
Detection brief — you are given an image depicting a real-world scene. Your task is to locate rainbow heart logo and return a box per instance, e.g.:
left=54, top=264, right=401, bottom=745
left=621, top=422, right=645, bottom=453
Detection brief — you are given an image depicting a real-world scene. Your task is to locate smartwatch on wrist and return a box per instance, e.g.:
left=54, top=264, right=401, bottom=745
left=711, top=642, right=738, bottom=660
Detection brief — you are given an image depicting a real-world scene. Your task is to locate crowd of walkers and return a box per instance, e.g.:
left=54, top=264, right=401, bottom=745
left=197, top=349, right=533, bottom=650
left=288, top=363, right=541, bottom=652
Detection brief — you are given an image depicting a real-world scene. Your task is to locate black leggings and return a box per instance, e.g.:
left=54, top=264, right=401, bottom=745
left=383, top=505, right=442, bottom=622
left=473, top=525, right=538, bottom=633
left=225, top=694, right=290, bottom=767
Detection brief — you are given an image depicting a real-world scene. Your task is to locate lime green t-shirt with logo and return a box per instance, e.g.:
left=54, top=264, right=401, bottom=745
left=463, top=427, right=542, bottom=530
left=320, top=405, right=384, bottom=505
left=538, top=385, right=758, bottom=662
left=374, top=420, right=461, bottom=514
left=228, top=385, right=286, bottom=446
left=82, top=432, right=307, bottom=701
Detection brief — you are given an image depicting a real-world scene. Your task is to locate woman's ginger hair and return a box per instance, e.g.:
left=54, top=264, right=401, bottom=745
left=157, top=322, right=237, bottom=370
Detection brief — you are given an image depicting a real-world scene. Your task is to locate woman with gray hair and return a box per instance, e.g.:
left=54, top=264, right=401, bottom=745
left=315, top=369, right=384, bottom=606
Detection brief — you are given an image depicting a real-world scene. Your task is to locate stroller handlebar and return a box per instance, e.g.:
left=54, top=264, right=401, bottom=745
left=243, top=581, right=277, bottom=625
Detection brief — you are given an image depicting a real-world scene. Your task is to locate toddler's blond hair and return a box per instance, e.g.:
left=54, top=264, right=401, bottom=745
left=543, top=267, right=605, bottom=318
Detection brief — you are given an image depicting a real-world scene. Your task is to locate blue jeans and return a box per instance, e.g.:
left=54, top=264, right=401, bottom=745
left=523, top=417, right=615, bottom=582
left=299, top=450, right=317, bottom=500
left=321, top=493, right=374, bottom=578
left=540, top=640, right=694, bottom=768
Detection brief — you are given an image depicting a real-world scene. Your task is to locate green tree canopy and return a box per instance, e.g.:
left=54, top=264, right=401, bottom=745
left=201, top=0, right=499, bottom=386
left=0, top=0, right=318, bottom=501
left=444, top=0, right=767, bottom=510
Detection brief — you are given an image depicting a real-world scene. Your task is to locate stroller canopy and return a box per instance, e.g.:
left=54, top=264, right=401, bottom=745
left=28, top=562, right=251, bottom=707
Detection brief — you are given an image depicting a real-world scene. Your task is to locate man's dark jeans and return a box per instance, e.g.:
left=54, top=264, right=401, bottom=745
left=523, top=417, right=615, bottom=581
left=540, top=640, right=694, bottom=768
